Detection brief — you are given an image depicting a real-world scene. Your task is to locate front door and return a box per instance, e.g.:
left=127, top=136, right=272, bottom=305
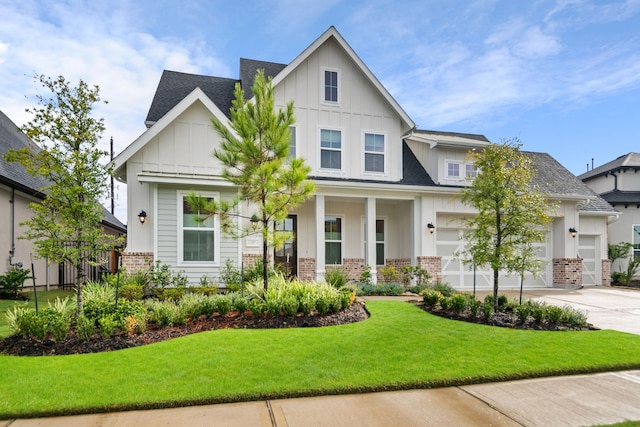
left=274, top=215, right=297, bottom=277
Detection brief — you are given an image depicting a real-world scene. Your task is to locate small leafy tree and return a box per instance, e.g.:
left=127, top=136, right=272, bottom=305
left=5, top=74, right=123, bottom=319
left=187, top=70, right=315, bottom=290
left=458, top=139, right=555, bottom=311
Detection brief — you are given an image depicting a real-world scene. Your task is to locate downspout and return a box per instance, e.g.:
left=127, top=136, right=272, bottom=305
left=9, top=187, right=15, bottom=267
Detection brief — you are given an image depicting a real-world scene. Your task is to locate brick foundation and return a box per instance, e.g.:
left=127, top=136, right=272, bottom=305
left=417, top=256, right=442, bottom=284
left=379, top=258, right=412, bottom=282
left=298, top=258, right=316, bottom=282
left=553, top=258, right=582, bottom=286
left=121, top=252, right=154, bottom=273
left=242, top=253, right=263, bottom=268
left=326, top=258, right=364, bottom=281
left=602, top=259, right=611, bottom=286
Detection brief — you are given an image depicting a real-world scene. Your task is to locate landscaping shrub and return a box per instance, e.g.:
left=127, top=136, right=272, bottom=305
left=83, top=280, right=115, bottom=303
left=119, top=284, right=144, bottom=301
left=325, top=267, right=349, bottom=289
left=379, top=265, right=400, bottom=284
left=449, top=293, right=468, bottom=314
left=98, top=316, right=119, bottom=338
left=432, top=281, right=456, bottom=297
left=76, top=314, right=95, bottom=341
left=214, top=294, right=233, bottom=316
left=421, top=288, right=443, bottom=307
left=0, top=267, right=31, bottom=298
left=229, top=293, right=249, bottom=313
left=144, top=299, right=185, bottom=326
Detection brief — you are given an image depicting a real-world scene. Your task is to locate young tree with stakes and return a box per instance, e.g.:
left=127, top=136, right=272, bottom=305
left=458, top=139, right=555, bottom=311
left=187, top=70, right=315, bottom=290
left=5, top=74, right=123, bottom=319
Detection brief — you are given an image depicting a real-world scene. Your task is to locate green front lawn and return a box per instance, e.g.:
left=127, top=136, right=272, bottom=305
left=1, top=300, right=640, bottom=419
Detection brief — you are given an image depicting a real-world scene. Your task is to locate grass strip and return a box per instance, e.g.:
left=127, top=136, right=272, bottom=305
left=1, top=300, right=640, bottom=419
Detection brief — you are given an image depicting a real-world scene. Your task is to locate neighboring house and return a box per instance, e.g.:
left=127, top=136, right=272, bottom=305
left=0, top=110, right=126, bottom=288
left=579, top=153, right=640, bottom=273
left=111, top=26, right=616, bottom=290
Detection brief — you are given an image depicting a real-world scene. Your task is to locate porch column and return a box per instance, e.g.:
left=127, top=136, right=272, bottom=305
left=365, top=197, right=377, bottom=284
left=412, top=196, right=423, bottom=266
left=315, top=194, right=325, bottom=281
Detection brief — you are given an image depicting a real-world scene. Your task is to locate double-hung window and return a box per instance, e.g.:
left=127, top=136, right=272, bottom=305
left=364, top=133, right=384, bottom=173
left=325, top=216, right=342, bottom=265
left=179, top=192, right=218, bottom=264
left=634, top=225, right=640, bottom=259
left=324, top=70, right=338, bottom=103
left=320, top=129, right=342, bottom=170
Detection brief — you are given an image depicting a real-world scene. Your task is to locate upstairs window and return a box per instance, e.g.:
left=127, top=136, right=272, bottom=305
left=320, top=129, right=342, bottom=170
left=364, top=133, right=385, bottom=173
left=324, top=70, right=338, bottom=103
left=447, top=162, right=460, bottom=178
left=465, top=163, right=478, bottom=179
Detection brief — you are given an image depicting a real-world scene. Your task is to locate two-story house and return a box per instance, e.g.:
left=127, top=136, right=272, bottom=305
left=1, top=110, right=126, bottom=288
left=111, top=26, right=616, bottom=290
left=579, top=153, right=639, bottom=273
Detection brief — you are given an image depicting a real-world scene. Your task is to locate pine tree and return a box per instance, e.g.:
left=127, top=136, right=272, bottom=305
left=188, top=70, right=315, bottom=290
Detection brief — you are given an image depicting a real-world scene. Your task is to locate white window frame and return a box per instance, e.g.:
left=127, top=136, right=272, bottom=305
left=325, top=215, right=344, bottom=266
left=319, top=128, right=343, bottom=171
left=363, top=131, right=386, bottom=174
left=322, top=67, right=340, bottom=104
left=634, top=224, right=640, bottom=259
left=446, top=161, right=461, bottom=178
left=465, top=163, right=478, bottom=179
left=177, top=190, right=220, bottom=266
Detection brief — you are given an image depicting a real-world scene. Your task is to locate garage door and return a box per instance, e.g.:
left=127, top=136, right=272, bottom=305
left=436, top=228, right=551, bottom=290
left=578, top=235, right=597, bottom=286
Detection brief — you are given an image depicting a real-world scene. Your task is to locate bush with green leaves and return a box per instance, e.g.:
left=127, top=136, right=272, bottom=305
left=82, top=280, right=116, bottom=303
left=421, top=288, right=443, bottom=307
left=119, top=284, right=144, bottom=301
left=220, top=259, right=242, bottom=292
left=10, top=297, right=73, bottom=342
left=325, top=267, right=350, bottom=289
left=0, top=267, right=32, bottom=298
left=379, top=265, right=400, bottom=284
left=83, top=299, right=146, bottom=332
left=144, top=299, right=185, bottom=326
left=76, top=314, right=95, bottom=341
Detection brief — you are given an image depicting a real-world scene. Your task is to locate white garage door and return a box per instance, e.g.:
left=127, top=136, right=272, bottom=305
left=436, top=228, right=551, bottom=290
left=578, top=235, right=597, bottom=286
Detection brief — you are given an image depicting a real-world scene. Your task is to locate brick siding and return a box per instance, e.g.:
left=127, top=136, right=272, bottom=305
left=552, top=258, right=582, bottom=286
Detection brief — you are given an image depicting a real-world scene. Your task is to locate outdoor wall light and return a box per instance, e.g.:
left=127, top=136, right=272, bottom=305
left=427, top=223, right=435, bottom=234
left=250, top=214, right=259, bottom=230
left=138, top=210, right=147, bottom=225
left=569, top=227, right=577, bottom=238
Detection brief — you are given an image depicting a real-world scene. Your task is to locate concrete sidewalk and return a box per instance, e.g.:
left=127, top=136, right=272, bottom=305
left=4, top=370, right=640, bottom=426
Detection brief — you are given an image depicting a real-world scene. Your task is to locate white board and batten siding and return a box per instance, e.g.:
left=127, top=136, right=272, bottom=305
left=156, top=186, right=239, bottom=286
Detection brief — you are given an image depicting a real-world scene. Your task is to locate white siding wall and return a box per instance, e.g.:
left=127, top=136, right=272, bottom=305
left=275, top=38, right=403, bottom=182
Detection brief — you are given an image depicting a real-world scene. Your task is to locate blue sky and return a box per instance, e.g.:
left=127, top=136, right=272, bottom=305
left=1, top=0, right=639, bottom=221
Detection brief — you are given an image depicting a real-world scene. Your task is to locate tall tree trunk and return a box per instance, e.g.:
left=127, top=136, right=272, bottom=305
left=262, top=236, right=269, bottom=291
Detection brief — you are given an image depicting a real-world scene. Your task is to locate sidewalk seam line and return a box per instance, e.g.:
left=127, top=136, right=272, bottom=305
left=265, top=400, right=277, bottom=427
left=457, top=386, right=527, bottom=427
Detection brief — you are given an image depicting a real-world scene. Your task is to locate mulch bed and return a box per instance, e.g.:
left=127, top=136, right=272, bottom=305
left=414, top=302, right=597, bottom=331
left=0, top=301, right=369, bottom=357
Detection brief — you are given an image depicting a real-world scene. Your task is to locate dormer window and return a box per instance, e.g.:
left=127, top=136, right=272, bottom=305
left=323, top=69, right=339, bottom=103
left=447, top=162, right=461, bottom=178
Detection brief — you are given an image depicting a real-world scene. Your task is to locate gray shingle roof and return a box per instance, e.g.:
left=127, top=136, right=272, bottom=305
left=145, top=70, right=238, bottom=124
left=145, top=62, right=288, bottom=126
left=0, top=110, right=126, bottom=231
left=0, top=110, right=49, bottom=196
left=578, top=152, right=640, bottom=180
left=599, top=190, right=640, bottom=206
left=524, top=151, right=616, bottom=213
left=413, top=129, right=490, bottom=142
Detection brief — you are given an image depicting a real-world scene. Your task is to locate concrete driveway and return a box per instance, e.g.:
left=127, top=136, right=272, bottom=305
left=518, top=286, right=640, bottom=335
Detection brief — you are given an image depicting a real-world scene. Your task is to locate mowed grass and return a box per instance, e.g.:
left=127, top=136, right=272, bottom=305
left=1, top=300, right=640, bottom=419
left=0, top=290, right=74, bottom=338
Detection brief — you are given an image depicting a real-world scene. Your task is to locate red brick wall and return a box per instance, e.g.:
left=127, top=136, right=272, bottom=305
left=298, top=258, right=316, bottom=282
left=602, top=259, right=611, bottom=286
left=121, top=252, right=154, bottom=273
left=552, top=258, right=582, bottom=286
left=326, top=258, right=364, bottom=281
left=417, top=256, right=442, bottom=284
